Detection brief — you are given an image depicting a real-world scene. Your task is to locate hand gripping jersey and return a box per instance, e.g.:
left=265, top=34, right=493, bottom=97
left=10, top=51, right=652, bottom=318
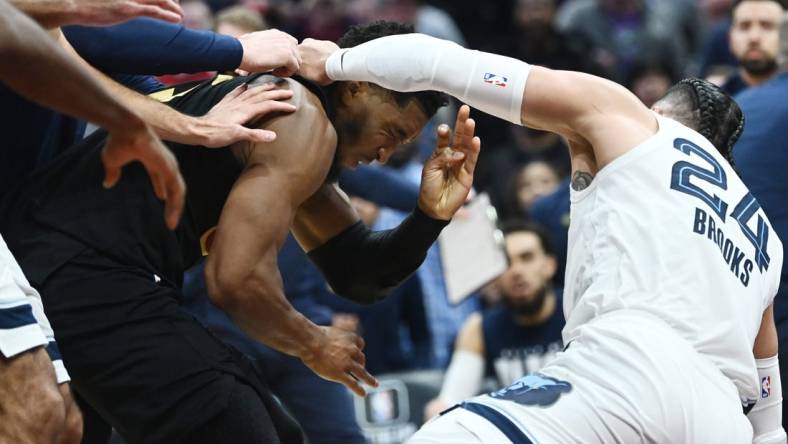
left=563, top=113, right=784, bottom=405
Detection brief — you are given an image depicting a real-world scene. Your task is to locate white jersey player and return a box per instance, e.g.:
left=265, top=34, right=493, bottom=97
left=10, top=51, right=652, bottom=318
left=298, top=33, right=787, bottom=443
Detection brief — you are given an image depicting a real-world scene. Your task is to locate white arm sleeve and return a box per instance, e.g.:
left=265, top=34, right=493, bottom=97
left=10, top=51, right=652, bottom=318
left=437, top=350, right=485, bottom=404
left=748, top=355, right=787, bottom=444
left=326, top=33, right=530, bottom=125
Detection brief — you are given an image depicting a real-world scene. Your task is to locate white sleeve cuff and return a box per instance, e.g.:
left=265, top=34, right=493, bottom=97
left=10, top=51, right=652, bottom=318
left=0, top=322, right=48, bottom=358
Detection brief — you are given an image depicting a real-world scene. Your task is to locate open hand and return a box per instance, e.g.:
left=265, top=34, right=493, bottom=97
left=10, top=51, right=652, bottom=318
left=194, top=82, right=297, bottom=147
left=418, top=105, right=481, bottom=220
left=297, top=38, right=340, bottom=86
left=238, top=29, right=301, bottom=76
left=70, top=0, right=183, bottom=26
left=102, top=122, right=185, bottom=230
left=302, top=326, right=378, bottom=397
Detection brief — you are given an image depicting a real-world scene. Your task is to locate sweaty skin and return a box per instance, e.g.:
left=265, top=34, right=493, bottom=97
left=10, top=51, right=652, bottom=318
left=205, top=76, right=480, bottom=397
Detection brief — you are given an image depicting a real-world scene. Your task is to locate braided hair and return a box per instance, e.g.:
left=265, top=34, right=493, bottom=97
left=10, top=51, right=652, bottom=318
left=660, top=78, right=744, bottom=167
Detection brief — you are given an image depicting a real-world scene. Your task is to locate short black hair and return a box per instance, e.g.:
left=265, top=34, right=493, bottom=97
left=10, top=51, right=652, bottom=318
left=336, top=21, right=448, bottom=118
left=732, top=0, right=786, bottom=14
left=500, top=220, right=555, bottom=257
left=658, top=78, right=744, bottom=166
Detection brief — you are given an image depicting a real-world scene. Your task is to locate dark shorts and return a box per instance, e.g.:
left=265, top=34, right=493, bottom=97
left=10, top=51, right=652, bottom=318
left=39, top=248, right=302, bottom=444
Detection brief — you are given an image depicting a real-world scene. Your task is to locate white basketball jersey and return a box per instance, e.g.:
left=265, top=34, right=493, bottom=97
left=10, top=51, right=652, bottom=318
left=563, top=114, right=784, bottom=404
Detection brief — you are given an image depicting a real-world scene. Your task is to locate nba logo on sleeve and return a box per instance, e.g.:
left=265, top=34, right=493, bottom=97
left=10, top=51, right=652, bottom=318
left=483, top=73, right=508, bottom=87
left=761, top=376, right=771, bottom=399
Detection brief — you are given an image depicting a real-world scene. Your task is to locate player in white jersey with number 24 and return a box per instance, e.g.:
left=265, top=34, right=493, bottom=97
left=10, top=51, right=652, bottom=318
left=298, top=31, right=787, bottom=443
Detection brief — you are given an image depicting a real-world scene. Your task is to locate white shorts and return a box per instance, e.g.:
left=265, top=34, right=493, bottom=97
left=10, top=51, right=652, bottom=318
left=0, top=234, right=68, bottom=383
left=409, top=311, right=753, bottom=444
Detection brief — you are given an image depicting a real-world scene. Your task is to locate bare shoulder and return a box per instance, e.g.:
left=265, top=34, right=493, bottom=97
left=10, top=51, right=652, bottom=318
left=233, top=76, right=338, bottom=196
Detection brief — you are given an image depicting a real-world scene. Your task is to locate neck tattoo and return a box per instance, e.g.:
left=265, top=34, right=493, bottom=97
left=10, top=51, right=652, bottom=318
left=571, top=171, right=594, bottom=191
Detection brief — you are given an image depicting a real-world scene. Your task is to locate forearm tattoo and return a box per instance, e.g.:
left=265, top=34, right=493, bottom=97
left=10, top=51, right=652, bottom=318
left=571, top=171, right=594, bottom=191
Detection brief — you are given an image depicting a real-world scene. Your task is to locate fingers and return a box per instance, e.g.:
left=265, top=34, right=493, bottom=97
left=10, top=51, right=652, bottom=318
left=435, top=124, right=451, bottom=149
left=240, top=85, right=294, bottom=103
left=162, top=169, right=185, bottom=230
left=349, top=362, right=378, bottom=388
left=101, top=149, right=123, bottom=189
left=463, top=136, right=482, bottom=177
left=243, top=128, right=278, bottom=143
left=339, top=372, right=366, bottom=397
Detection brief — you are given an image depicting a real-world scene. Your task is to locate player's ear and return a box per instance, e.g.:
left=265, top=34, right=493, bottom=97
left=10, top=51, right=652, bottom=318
left=339, top=81, right=368, bottom=105
left=346, top=81, right=369, bottom=97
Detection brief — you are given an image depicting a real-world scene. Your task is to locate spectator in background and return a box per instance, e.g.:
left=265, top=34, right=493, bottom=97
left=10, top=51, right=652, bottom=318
left=720, top=0, right=785, bottom=95
left=505, top=0, right=607, bottom=75
left=732, top=9, right=788, bottom=429
left=377, top=0, right=466, bottom=44
left=511, top=161, right=562, bottom=218
left=530, top=178, right=570, bottom=288
left=290, top=0, right=357, bottom=42
left=422, top=222, right=564, bottom=420
left=557, top=0, right=689, bottom=81
left=215, top=5, right=267, bottom=37
left=476, top=126, right=569, bottom=219
left=625, top=58, right=678, bottom=107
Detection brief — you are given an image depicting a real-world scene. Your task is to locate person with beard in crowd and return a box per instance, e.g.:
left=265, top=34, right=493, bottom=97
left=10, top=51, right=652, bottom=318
left=422, top=222, right=563, bottom=421
left=721, top=0, right=785, bottom=95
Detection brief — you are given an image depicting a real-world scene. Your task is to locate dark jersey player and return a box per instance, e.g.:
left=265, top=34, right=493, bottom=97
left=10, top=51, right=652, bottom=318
left=0, top=22, right=480, bottom=444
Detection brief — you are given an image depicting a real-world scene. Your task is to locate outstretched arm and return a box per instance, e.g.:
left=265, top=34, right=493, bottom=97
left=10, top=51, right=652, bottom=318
left=299, top=34, right=656, bottom=168
left=55, top=31, right=282, bottom=147
left=11, top=0, right=183, bottom=28
left=294, top=105, right=480, bottom=304
left=748, top=304, right=787, bottom=444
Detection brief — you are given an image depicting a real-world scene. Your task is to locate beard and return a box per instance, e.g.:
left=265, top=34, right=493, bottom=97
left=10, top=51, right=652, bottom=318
left=503, top=287, right=548, bottom=316
left=742, top=57, right=777, bottom=77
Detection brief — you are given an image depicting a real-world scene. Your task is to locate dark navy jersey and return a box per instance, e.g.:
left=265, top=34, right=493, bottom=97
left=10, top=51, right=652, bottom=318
left=481, top=289, right=565, bottom=386
left=2, top=74, right=332, bottom=288
left=734, top=72, right=788, bottom=333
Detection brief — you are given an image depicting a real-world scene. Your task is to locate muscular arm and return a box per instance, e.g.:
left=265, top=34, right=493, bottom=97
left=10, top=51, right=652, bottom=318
left=303, top=34, right=657, bottom=169
left=204, top=82, right=332, bottom=359
left=203, top=81, right=376, bottom=395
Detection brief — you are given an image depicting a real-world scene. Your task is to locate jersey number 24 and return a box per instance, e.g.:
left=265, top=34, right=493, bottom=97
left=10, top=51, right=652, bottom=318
left=670, top=138, right=770, bottom=272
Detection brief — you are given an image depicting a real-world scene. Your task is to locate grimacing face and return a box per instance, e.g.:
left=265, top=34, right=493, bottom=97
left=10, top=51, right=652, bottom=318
left=498, top=231, right=556, bottom=310
left=334, top=82, right=429, bottom=170
left=730, top=1, right=782, bottom=76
